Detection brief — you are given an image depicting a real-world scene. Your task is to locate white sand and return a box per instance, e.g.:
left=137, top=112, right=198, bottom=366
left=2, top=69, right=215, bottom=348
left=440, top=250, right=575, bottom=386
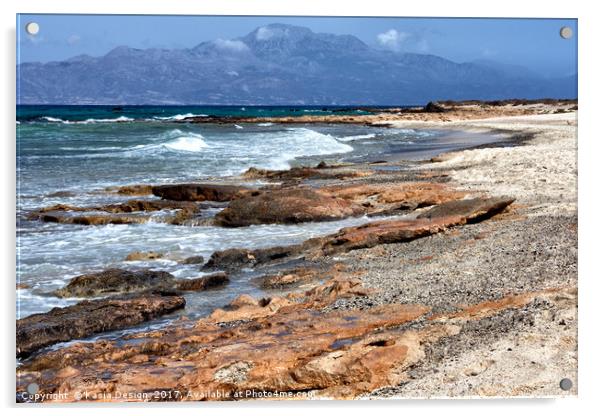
left=387, top=112, right=578, bottom=216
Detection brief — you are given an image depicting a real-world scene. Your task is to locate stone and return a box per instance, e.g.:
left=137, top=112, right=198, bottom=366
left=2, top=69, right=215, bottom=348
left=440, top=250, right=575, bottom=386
left=16, top=294, right=185, bottom=358
left=214, top=188, right=364, bottom=227
left=125, top=251, right=164, bottom=261
left=416, top=197, right=515, bottom=222
left=152, top=184, right=250, bottom=202
left=181, top=255, right=205, bottom=265
left=175, top=273, right=229, bottom=292
left=53, top=269, right=176, bottom=298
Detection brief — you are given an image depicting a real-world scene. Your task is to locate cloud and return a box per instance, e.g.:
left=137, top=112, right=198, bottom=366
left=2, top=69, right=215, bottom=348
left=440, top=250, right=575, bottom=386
left=213, top=39, right=249, bottom=52
left=376, top=29, right=430, bottom=53
left=377, top=29, right=411, bottom=51
left=67, top=34, right=81, bottom=45
left=256, top=26, right=275, bottom=41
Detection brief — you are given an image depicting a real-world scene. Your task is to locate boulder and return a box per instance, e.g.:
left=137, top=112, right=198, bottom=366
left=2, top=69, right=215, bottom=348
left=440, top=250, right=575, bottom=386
left=175, top=273, right=229, bottom=291
left=152, top=184, right=250, bottom=202
left=125, top=251, right=164, bottom=261
left=181, top=255, right=205, bottom=265
left=54, top=269, right=176, bottom=298
left=214, top=188, right=364, bottom=227
left=16, top=294, right=185, bottom=358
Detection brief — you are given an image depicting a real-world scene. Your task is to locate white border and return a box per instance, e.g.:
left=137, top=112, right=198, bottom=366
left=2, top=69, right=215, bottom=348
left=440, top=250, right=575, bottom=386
left=2, top=1, right=600, bottom=414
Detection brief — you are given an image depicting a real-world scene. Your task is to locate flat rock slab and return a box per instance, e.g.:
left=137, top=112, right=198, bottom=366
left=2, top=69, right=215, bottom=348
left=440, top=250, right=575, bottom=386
left=16, top=294, right=185, bottom=358
left=214, top=188, right=365, bottom=227
left=54, top=269, right=177, bottom=298
left=417, top=196, right=515, bottom=221
left=152, top=184, right=250, bottom=202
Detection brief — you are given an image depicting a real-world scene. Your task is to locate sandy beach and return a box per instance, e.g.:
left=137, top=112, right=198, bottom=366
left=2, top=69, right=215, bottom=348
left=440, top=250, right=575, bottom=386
left=16, top=102, right=577, bottom=401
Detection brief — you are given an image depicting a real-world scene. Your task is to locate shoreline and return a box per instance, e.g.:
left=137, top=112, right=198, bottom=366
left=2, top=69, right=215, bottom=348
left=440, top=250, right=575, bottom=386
left=16, top=104, right=577, bottom=401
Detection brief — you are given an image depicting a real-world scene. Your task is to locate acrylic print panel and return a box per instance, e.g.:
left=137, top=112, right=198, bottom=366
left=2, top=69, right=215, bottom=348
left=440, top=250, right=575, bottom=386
left=16, top=14, right=577, bottom=402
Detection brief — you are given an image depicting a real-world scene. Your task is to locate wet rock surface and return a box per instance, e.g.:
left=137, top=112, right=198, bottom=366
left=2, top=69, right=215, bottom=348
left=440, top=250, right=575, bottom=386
left=214, top=188, right=365, bottom=227
left=16, top=294, right=185, bottom=358
left=53, top=269, right=177, bottom=298
left=152, top=184, right=250, bottom=202
left=175, top=273, right=229, bottom=292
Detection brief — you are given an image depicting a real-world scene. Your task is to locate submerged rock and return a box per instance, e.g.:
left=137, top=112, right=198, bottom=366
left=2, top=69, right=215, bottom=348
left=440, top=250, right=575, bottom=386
left=16, top=294, right=185, bottom=358
left=214, top=188, right=364, bottom=227
left=54, top=269, right=176, bottom=298
left=152, top=184, right=250, bottom=202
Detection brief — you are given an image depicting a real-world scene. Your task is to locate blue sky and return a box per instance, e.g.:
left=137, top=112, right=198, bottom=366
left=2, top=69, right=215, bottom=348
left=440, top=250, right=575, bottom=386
left=17, top=15, right=577, bottom=78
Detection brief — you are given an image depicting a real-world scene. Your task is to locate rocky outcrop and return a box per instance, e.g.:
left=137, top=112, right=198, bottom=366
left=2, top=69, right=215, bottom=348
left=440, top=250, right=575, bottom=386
left=319, top=182, right=466, bottom=214
left=416, top=196, right=516, bottom=222
left=241, top=165, right=372, bottom=182
left=205, top=197, right=514, bottom=270
left=16, top=294, right=185, bottom=358
left=152, top=184, right=250, bottom=202
left=29, top=199, right=201, bottom=226
left=214, top=188, right=364, bottom=227
left=175, top=273, right=229, bottom=291
left=259, top=264, right=344, bottom=289
left=105, top=184, right=153, bottom=196
left=54, top=269, right=177, bottom=298
left=15, top=284, right=573, bottom=400
left=125, top=251, right=164, bottom=261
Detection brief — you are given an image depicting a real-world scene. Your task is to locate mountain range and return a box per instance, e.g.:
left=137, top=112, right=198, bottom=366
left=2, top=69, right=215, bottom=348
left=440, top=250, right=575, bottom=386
left=17, top=23, right=577, bottom=105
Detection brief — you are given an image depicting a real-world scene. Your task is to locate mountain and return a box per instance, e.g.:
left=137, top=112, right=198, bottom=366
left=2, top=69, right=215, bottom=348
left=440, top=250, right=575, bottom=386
left=16, top=23, right=577, bottom=105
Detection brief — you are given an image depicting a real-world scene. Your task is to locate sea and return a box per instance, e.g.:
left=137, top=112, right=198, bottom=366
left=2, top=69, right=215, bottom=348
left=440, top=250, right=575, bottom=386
left=16, top=105, right=500, bottom=345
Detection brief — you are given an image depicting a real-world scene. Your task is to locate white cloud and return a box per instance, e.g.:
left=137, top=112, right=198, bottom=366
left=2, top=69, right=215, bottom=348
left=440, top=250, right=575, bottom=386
left=377, top=29, right=411, bottom=51
left=256, top=26, right=274, bottom=41
left=67, top=34, right=81, bottom=45
left=213, top=39, right=249, bottom=52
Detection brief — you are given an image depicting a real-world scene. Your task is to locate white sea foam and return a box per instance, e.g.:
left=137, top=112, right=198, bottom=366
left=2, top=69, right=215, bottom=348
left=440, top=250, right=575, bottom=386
left=257, top=122, right=273, bottom=126
left=153, top=113, right=208, bottom=121
left=42, top=116, right=134, bottom=124
left=234, top=124, right=244, bottom=129
left=336, top=133, right=377, bottom=142
left=126, top=129, right=209, bottom=155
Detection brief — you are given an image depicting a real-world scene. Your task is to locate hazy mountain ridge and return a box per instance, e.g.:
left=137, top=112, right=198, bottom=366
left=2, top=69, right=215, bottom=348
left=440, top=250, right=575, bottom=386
left=17, top=23, right=577, bottom=105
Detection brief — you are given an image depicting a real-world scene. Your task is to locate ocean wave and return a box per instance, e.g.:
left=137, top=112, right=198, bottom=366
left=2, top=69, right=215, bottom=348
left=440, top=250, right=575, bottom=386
left=336, top=133, right=377, bottom=142
left=126, top=129, right=209, bottom=155
left=152, top=113, right=208, bottom=121
left=41, top=116, right=134, bottom=124
left=257, top=122, right=273, bottom=127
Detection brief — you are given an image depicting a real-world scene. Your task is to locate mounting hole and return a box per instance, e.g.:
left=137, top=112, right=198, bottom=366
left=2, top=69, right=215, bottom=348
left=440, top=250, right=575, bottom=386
left=559, top=378, right=573, bottom=391
left=26, top=383, right=39, bottom=394
left=25, top=22, right=40, bottom=35
left=559, top=26, right=573, bottom=40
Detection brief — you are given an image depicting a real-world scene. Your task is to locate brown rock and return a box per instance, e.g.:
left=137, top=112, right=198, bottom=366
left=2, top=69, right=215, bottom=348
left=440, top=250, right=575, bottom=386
left=125, top=251, right=164, bottom=261
left=16, top=301, right=430, bottom=400
left=152, top=184, right=250, bottom=202
left=16, top=294, right=185, bottom=358
left=175, top=273, right=229, bottom=292
left=106, top=184, right=153, bottom=196
left=320, top=182, right=466, bottom=213
left=54, top=269, right=176, bottom=298
left=181, top=255, right=205, bottom=265
left=416, top=196, right=515, bottom=222
left=214, top=188, right=364, bottom=227
left=241, top=166, right=371, bottom=182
